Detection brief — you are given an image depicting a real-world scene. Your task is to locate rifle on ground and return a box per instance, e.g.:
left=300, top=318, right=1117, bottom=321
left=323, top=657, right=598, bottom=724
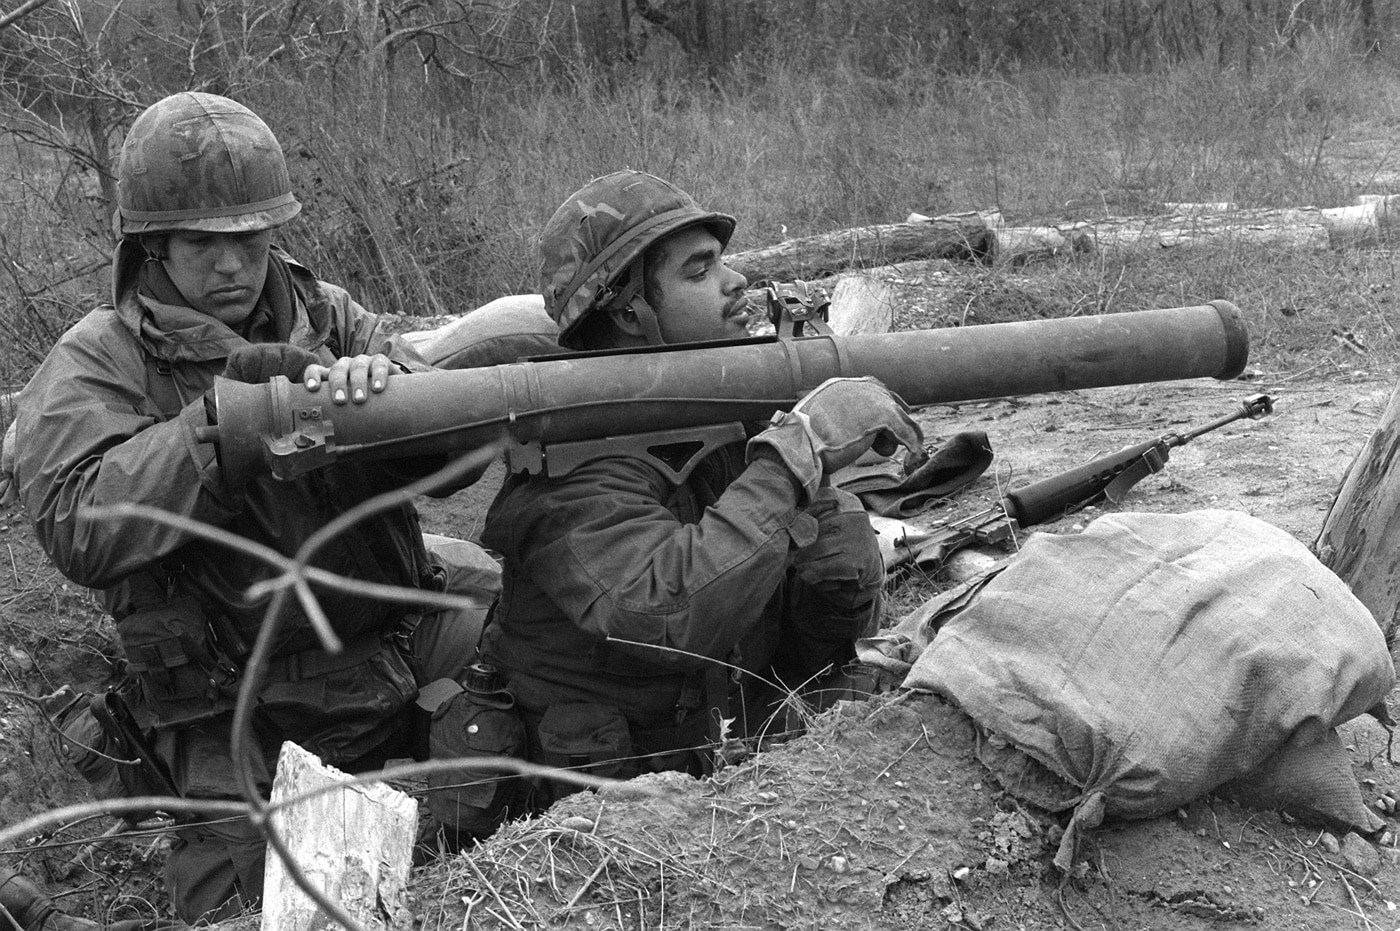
left=896, top=394, right=1275, bottom=569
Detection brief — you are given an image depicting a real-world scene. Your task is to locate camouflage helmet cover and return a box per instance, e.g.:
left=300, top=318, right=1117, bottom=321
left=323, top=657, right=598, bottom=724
left=540, top=170, right=736, bottom=348
left=116, top=91, right=301, bottom=236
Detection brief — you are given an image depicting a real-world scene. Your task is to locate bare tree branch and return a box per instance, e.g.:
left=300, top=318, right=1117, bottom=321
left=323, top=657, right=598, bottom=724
left=0, top=0, right=55, bottom=32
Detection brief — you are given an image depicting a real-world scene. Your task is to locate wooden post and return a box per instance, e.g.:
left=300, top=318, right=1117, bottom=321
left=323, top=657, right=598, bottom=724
left=261, top=742, right=417, bottom=931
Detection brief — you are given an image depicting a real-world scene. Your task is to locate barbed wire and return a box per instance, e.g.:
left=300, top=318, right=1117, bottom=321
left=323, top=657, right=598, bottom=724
left=0, top=443, right=668, bottom=931
left=1, top=433, right=847, bottom=929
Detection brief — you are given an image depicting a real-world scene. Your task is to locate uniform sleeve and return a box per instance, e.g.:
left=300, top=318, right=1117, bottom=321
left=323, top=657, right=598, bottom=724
left=14, top=316, right=237, bottom=589
left=489, top=455, right=820, bottom=667
left=318, top=281, right=434, bottom=373
left=776, top=486, right=886, bottom=681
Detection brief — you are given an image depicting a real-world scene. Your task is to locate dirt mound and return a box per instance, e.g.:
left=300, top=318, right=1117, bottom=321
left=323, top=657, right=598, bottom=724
left=403, top=365, right=1400, bottom=931
left=407, top=693, right=1398, bottom=931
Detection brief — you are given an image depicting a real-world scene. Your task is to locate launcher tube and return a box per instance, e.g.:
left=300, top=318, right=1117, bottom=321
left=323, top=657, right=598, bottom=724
left=203, top=300, right=1249, bottom=480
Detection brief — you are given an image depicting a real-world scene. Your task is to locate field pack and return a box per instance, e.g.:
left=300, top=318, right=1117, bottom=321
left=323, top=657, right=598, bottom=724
left=898, top=509, right=1396, bottom=869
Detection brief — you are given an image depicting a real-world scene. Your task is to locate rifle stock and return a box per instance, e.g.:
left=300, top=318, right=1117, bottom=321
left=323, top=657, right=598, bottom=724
left=913, top=394, right=1274, bottom=568
left=198, top=301, right=1251, bottom=482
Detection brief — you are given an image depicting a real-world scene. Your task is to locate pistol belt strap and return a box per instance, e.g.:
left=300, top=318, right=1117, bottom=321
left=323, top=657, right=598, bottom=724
left=263, top=633, right=389, bottom=683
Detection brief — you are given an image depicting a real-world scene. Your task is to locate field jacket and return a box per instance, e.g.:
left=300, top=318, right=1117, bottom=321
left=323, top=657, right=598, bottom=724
left=479, top=441, right=882, bottom=755
left=15, top=246, right=437, bottom=762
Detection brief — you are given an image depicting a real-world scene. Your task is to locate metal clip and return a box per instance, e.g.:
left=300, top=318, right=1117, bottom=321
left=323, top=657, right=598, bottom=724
left=765, top=280, right=833, bottom=338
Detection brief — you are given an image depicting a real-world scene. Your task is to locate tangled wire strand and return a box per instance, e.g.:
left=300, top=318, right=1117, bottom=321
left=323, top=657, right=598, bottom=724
left=0, top=443, right=666, bottom=931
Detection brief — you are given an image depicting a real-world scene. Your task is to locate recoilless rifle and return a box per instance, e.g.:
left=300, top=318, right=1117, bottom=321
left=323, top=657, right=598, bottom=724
left=196, top=295, right=1254, bottom=485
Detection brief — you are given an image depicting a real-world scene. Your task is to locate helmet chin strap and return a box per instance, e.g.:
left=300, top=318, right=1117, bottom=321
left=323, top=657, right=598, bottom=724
left=607, top=261, right=666, bottom=345
left=627, top=296, right=665, bottom=345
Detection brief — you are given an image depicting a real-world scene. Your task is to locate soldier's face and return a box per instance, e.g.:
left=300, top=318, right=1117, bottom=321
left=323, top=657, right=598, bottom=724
left=163, top=229, right=273, bottom=327
left=649, top=226, right=751, bottom=344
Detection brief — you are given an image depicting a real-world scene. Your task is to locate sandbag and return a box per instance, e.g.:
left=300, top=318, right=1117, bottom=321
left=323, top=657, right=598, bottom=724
left=902, top=509, right=1396, bottom=868
left=403, top=295, right=560, bottom=369
left=0, top=419, right=16, bottom=506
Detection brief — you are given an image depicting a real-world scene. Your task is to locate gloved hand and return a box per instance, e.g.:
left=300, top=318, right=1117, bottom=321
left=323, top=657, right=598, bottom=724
left=793, top=486, right=885, bottom=605
left=747, top=377, right=923, bottom=503
left=221, top=343, right=321, bottom=385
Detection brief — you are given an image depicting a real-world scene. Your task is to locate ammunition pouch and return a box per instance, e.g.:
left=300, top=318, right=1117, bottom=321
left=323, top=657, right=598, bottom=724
left=424, top=680, right=526, bottom=842
left=116, top=597, right=240, bottom=730
left=628, top=708, right=713, bottom=777
left=534, top=702, right=635, bottom=803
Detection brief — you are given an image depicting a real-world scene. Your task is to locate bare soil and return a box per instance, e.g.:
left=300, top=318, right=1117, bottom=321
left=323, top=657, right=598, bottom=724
left=2, top=279, right=1399, bottom=930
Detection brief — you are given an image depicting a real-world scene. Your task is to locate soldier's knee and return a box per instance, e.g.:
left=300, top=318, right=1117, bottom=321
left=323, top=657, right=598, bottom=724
left=164, top=819, right=264, bottom=924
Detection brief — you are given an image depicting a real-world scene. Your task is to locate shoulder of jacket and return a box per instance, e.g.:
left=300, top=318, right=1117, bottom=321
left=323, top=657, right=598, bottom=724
left=529, top=455, right=680, bottom=503
left=273, top=244, right=315, bottom=279
left=66, top=303, right=137, bottom=348
left=273, top=246, right=336, bottom=306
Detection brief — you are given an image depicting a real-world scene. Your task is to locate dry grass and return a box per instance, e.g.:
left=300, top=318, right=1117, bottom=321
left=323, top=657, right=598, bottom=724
left=8, top=35, right=1400, bottom=390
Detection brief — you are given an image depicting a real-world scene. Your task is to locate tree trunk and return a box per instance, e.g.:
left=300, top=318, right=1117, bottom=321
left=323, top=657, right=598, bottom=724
left=1315, top=389, right=1400, bottom=646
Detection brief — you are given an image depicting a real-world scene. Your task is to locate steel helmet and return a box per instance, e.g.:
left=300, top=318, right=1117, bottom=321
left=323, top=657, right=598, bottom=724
left=115, top=92, right=301, bottom=236
left=540, top=170, right=736, bottom=349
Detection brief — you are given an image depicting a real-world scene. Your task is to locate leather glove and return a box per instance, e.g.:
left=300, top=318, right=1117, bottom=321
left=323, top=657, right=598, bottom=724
left=221, top=344, right=321, bottom=385
left=746, top=377, right=923, bottom=503
left=793, top=486, right=885, bottom=597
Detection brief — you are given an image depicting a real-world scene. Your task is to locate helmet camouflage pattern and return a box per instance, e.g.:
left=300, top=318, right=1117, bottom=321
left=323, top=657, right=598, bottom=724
left=540, top=170, right=736, bottom=349
left=116, top=92, right=301, bottom=236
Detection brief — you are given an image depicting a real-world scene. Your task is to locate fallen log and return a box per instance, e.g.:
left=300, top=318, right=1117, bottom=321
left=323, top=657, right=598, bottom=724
left=1162, top=202, right=1238, bottom=214
left=725, top=210, right=997, bottom=284
left=909, top=212, right=1094, bottom=265
left=1081, top=195, right=1400, bottom=253
left=1084, top=212, right=1332, bottom=251
left=990, top=223, right=1095, bottom=265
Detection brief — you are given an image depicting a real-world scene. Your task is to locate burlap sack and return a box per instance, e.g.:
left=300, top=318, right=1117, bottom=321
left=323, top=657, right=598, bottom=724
left=902, top=509, right=1395, bottom=869
left=405, top=294, right=560, bottom=369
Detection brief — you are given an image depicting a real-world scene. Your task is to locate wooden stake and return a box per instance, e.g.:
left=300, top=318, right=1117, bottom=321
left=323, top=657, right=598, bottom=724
left=262, top=742, right=417, bottom=931
left=829, top=274, right=897, bottom=336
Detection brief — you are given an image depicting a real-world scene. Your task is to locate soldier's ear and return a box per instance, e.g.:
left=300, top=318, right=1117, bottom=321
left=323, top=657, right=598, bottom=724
left=606, top=304, right=645, bottom=338
left=138, top=234, right=169, bottom=260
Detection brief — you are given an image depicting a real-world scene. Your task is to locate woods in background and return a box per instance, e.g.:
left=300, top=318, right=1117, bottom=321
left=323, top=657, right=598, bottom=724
left=2, top=0, right=1398, bottom=390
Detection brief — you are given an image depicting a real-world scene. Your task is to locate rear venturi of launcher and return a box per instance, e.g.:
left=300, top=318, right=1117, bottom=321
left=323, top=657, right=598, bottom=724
left=196, top=300, right=1251, bottom=482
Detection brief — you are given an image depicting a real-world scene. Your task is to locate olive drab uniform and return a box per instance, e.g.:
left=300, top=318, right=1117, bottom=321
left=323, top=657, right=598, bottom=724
left=479, top=442, right=884, bottom=786
left=13, top=93, right=483, bottom=924
left=461, top=171, right=888, bottom=823
left=15, top=243, right=441, bottom=921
